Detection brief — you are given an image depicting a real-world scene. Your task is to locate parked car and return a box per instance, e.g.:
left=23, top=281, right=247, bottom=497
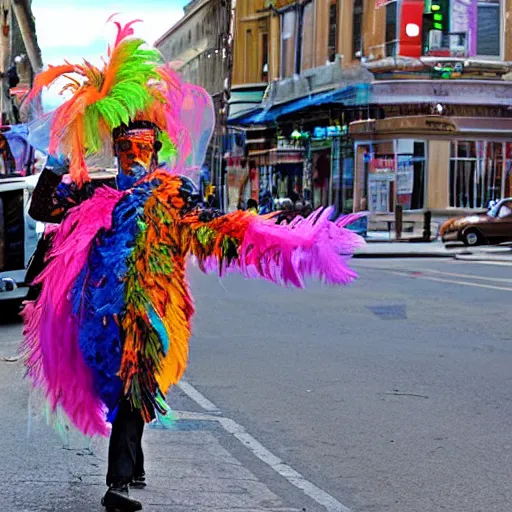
left=440, top=198, right=512, bottom=246
left=0, top=173, right=41, bottom=303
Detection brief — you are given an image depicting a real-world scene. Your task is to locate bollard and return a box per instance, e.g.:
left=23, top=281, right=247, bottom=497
left=395, top=204, right=403, bottom=240
left=423, top=211, right=432, bottom=241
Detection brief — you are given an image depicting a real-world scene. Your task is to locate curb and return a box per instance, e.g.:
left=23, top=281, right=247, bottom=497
left=454, top=254, right=512, bottom=263
left=354, top=252, right=455, bottom=259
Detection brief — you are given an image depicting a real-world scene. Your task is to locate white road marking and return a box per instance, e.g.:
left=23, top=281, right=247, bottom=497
left=459, top=260, right=512, bottom=267
left=177, top=379, right=352, bottom=512
left=416, top=268, right=512, bottom=284
left=178, top=380, right=221, bottom=413
left=390, top=271, right=512, bottom=292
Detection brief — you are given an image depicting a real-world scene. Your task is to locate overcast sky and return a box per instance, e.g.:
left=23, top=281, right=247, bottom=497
left=32, top=0, right=186, bottom=108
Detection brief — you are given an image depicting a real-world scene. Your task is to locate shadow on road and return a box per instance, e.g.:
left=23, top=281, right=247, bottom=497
left=0, top=301, right=23, bottom=325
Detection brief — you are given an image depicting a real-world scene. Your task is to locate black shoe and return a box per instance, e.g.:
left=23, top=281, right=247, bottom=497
left=130, top=473, right=147, bottom=489
left=101, top=485, right=143, bottom=511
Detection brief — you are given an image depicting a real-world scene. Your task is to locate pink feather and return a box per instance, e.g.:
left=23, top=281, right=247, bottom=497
left=199, top=208, right=366, bottom=288
left=22, top=187, right=125, bottom=437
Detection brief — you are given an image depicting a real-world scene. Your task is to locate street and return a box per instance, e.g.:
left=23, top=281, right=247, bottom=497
left=1, top=257, right=512, bottom=512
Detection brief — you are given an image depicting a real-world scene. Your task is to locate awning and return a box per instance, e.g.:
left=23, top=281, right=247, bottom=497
left=229, top=83, right=371, bottom=126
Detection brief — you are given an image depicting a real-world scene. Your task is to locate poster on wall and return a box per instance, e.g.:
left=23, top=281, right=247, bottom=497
left=397, top=156, right=414, bottom=209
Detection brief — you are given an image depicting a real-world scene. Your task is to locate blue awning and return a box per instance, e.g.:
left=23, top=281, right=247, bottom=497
left=229, top=83, right=371, bottom=126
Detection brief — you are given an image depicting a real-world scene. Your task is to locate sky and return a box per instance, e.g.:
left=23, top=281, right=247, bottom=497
left=32, top=0, right=188, bottom=108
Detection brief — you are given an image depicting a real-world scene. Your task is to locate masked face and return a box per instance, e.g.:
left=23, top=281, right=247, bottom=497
left=114, top=129, right=157, bottom=189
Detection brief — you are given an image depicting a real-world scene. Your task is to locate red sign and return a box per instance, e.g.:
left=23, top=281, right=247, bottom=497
left=399, top=0, right=424, bottom=58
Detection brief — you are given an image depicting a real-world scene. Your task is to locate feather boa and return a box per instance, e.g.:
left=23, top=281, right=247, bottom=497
left=22, top=187, right=124, bottom=437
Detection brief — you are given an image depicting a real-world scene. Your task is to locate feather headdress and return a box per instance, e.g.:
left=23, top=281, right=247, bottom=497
left=27, top=18, right=174, bottom=184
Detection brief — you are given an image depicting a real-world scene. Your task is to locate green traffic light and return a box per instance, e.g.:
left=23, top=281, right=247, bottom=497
left=434, top=13, right=443, bottom=20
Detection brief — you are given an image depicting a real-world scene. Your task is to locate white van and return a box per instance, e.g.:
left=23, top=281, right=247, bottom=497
left=0, top=173, right=41, bottom=302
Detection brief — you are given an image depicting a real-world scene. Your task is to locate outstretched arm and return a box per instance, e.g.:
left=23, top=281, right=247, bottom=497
left=181, top=206, right=365, bottom=288
left=29, top=162, right=95, bottom=224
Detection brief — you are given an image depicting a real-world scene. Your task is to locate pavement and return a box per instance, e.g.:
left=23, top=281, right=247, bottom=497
left=357, top=233, right=512, bottom=261
left=2, top=259, right=512, bottom=512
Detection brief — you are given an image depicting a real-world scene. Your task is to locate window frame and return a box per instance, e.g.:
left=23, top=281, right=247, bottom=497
left=475, top=0, right=505, bottom=60
left=449, top=140, right=507, bottom=209
left=328, top=0, right=339, bottom=63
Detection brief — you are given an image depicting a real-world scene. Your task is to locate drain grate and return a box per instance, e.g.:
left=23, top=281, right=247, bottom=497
left=367, top=304, right=407, bottom=320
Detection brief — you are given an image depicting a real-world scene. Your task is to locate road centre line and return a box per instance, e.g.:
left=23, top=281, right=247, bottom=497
left=390, top=271, right=512, bottom=292
left=457, top=260, right=512, bottom=267
left=415, top=268, right=512, bottom=284
left=178, top=380, right=352, bottom=512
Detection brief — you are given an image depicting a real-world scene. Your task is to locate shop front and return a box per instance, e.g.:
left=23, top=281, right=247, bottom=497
left=302, top=126, right=355, bottom=214
left=350, top=115, right=512, bottom=221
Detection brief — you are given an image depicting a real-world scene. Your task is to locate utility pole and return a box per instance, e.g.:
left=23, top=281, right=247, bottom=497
left=218, top=0, right=236, bottom=211
left=0, top=2, right=10, bottom=124
left=10, top=0, right=42, bottom=75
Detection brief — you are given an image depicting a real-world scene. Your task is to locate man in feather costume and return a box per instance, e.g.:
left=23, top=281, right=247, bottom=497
left=23, top=19, right=364, bottom=512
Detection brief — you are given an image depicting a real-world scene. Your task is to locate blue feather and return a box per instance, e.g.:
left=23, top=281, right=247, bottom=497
left=71, top=181, right=158, bottom=420
left=147, top=305, right=170, bottom=356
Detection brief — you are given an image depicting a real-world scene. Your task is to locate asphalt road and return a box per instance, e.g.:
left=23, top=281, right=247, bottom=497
left=1, top=257, right=512, bottom=512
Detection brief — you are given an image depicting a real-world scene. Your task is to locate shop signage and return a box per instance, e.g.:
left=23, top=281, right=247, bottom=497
left=312, top=125, right=347, bottom=140
left=370, top=157, right=395, bottom=179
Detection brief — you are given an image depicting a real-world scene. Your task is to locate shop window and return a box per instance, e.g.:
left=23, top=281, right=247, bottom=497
left=385, top=1, right=398, bottom=58
left=450, top=141, right=504, bottom=208
left=396, top=141, right=426, bottom=210
left=301, top=1, right=315, bottom=71
left=505, top=143, right=512, bottom=198
left=328, top=0, right=338, bottom=62
left=477, top=0, right=502, bottom=58
left=280, top=10, right=297, bottom=78
left=352, top=0, right=363, bottom=58
left=366, top=140, right=426, bottom=213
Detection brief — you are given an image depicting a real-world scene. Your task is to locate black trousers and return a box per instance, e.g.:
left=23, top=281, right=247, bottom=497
left=106, top=399, right=145, bottom=487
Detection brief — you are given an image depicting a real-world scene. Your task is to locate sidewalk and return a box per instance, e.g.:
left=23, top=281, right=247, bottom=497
left=356, top=232, right=512, bottom=261
left=355, top=239, right=454, bottom=258
left=0, top=333, right=306, bottom=512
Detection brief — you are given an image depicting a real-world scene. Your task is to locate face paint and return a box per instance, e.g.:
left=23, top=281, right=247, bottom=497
left=114, top=129, right=156, bottom=190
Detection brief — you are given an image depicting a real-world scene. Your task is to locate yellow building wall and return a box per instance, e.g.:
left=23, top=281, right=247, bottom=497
left=426, top=141, right=450, bottom=210
left=232, top=0, right=275, bottom=85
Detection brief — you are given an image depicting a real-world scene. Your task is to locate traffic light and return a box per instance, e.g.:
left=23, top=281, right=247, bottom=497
left=422, top=0, right=449, bottom=53
left=425, top=0, right=449, bottom=31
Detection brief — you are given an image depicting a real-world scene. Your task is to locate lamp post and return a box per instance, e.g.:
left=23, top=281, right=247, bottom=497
left=218, top=0, right=236, bottom=212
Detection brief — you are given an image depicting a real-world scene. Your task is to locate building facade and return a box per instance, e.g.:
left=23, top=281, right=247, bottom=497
left=157, top=0, right=512, bottom=223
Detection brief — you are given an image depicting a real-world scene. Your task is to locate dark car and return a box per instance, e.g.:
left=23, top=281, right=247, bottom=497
left=440, top=198, right=512, bottom=246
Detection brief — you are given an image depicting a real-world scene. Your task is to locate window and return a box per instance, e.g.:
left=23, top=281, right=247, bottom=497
left=261, top=33, right=269, bottom=81
left=477, top=0, right=502, bottom=57
left=396, top=141, right=426, bottom=210
left=301, top=1, right=315, bottom=71
left=366, top=140, right=426, bottom=213
left=280, top=10, right=297, bottom=77
left=245, top=29, right=254, bottom=82
left=385, top=1, right=398, bottom=58
left=352, top=0, right=363, bottom=58
left=328, top=0, right=338, bottom=62
left=450, top=141, right=504, bottom=208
